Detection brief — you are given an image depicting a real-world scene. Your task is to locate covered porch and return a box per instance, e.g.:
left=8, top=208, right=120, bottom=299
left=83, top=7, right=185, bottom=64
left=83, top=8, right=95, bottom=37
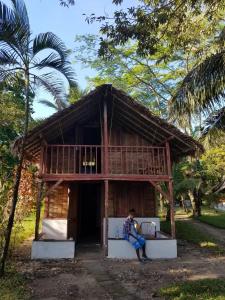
left=31, top=179, right=176, bottom=260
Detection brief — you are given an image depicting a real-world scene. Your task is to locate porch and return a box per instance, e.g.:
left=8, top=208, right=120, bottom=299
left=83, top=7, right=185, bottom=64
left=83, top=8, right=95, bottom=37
left=40, top=144, right=169, bottom=180
left=31, top=217, right=177, bottom=259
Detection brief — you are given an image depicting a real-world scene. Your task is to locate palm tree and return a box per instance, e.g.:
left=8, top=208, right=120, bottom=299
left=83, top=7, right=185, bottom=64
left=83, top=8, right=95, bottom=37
left=169, top=50, right=225, bottom=117
left=201, top=107, right=225, bottom=141
left=168, top=24, right=225, bottom=134
left=169, top=23, right=225, bottom=117
left=0, top=0, right=76, bottom=275
left=173, top=160, right=205, bottom=217
left=38, top=86, right=86, bottom=111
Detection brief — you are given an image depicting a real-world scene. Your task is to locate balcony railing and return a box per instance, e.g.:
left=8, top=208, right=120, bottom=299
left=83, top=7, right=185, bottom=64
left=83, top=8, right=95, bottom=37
left=41, top=145, right=168, bottom=176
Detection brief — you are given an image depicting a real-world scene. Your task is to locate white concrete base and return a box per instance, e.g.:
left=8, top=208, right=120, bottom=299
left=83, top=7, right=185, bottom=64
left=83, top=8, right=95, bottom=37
left=42, top=219, right=67, bottom=240
left=104, top=218, right=160, bottom=245
left=31, top=240, right=75, bottom=259
left=108, top=238, right=177, bottom=259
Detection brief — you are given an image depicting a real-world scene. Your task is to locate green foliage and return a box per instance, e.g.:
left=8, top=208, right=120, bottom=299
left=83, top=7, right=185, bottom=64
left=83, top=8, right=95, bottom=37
left=0, top=266, right=29, bottom=300
left=160, top=278, right=225, bottom=300
left=10, top=211, right=36, bottom=250
left=0, top=0, right=76, bottom=274
left=172, top=144, right=225, bottom=214
left=84, top=1, right=224, bottom=129
left=74, top=35, right=179, bottom=116
left=201, top=145, right=225, bottom=180
left=90, top=1, right=223, bottom=59
left=198, top=211, right=225, bottom=229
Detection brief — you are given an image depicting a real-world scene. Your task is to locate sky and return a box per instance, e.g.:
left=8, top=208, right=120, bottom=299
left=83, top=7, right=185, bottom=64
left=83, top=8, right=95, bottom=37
left=10, top=0, right=136, bottom=119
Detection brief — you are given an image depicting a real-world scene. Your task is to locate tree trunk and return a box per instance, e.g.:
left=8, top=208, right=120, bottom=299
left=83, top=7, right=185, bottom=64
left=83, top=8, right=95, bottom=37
left=194, top=188, right=202, bottom=217
left=188, top=190, right=197, bottom=217
left=166, top=204, right=171, bottom=221
left=0, top=72, right=30, bottom=276
left=159, top=193, right=164, bottom=215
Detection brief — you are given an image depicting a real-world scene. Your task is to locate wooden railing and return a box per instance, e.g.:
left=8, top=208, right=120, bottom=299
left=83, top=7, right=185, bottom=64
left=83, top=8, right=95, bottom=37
left=41, top=145, right=168, bottom=176
left=109, top=146, right=167, bottom=175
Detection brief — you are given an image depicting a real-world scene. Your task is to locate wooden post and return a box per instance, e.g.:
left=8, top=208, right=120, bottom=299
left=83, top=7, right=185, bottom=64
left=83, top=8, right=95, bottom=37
left=35, top=180, right=44, bottom=240
left=104, top=179, right=109, bottom=256
left=168, top=179, right=175, bottom=239
left=166, top=141, right=175, bottom=239
left=103, top=99, right=109, bottom=255
left=39, top=144, right=44, bottom=177
left=103, top=100, right=109, bottom=174
left=165, top=141, right=172, bottom=177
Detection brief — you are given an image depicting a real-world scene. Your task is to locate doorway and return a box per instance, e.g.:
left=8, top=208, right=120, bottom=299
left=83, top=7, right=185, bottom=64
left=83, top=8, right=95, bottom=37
left=77, top=183, right=102, bottom=244
left=83, top=126, right=101, bottom=145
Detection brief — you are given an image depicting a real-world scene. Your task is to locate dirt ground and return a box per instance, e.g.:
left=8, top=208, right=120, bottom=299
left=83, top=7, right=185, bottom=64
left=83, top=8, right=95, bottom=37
left=13, top=239, right=225, bottom=300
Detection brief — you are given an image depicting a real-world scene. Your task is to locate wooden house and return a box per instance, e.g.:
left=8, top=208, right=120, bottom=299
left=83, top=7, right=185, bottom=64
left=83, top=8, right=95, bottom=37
left=17, top=84, right=202, bottom=259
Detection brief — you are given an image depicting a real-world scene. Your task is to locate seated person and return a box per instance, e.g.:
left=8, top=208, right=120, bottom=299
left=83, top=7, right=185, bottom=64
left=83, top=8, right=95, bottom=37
left=123, top=208, right=149, bottom=262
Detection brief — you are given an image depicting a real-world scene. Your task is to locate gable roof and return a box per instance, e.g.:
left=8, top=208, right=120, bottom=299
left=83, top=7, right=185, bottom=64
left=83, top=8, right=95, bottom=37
left=14, top=84, right=203, bottom=161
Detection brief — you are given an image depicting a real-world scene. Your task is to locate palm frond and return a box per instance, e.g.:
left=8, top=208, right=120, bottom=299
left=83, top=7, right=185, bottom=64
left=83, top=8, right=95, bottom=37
left=170, top=50, right=225, bottom=115
left=201, top=107, right=225, bottom=137
left=38, top=99, right=59, bottom=110
left=11, top=0, right=29, bottom=29
left=0, top=1, right=14, bottom=23
left=0, top=0, right=30, bottom=58
left=0, top=67, right=18, bottom=84
left=38, top=98, right=69, bottom=111
left=32, top=32, right=69, bottom=60
left=0, top=47, right=20, bottom=66
left=34, top=52, right=77, bottom=87
left=33, top=73, right=67, bottom=111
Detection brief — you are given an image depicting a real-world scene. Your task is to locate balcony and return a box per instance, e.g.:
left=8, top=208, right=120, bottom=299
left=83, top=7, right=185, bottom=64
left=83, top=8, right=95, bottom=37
left=41, top=145, right=169, bottom=180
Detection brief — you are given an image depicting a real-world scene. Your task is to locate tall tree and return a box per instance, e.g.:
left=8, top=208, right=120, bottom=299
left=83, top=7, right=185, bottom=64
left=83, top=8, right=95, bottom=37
left=85, top=0, right=224, bottom=129
left=0, top=0, right=76, bottom=275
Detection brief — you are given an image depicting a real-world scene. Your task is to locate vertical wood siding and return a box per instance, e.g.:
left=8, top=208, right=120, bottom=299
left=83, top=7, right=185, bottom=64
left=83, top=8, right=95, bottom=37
left=108, top=181, right=155, bottom=217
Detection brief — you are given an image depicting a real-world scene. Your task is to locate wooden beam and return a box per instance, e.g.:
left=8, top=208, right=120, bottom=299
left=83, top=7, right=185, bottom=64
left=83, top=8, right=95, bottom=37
left=165, top=142, right=175, bottom=239
left=39, top=144, right=45, bottom=177
left=114, top=114, right=163, bottom=145
left=34, top=180, right=44, bottom=240
left=149, top=180, right=169, bottom=200
left=166, top=141, right=172, bottom=177
left=103, top=100, right=109, bottom=175
left=45, top=179, right=63, bottom=197
left=114, top=93, right=195, bottom=150
left=104, top=179, right=109, bottom=256
left=168, top=179, right=175, bottom=239
left=42, top=174, right=171, bottom=182
left=160, top=135, right=175, bottom=145
left=115, top=110, right=166, bottom=144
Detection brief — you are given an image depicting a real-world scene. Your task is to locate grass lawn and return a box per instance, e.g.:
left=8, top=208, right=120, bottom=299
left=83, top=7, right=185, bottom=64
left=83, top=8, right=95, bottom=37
left=10, top=211, right=36, bottom=249
left=161, top=220, right=223, bottom=252
left=197, top=208, right=225, bottom=229
left=160, top=278, right=225, bottom=300
left=0, top=267, right=29, bottom=300
left=0, top=211, right=36, bottom=299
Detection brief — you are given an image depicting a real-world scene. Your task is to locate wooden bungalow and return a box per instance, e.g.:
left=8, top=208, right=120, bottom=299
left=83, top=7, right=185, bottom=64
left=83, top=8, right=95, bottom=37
left=16, top=84, right=202, bottom=259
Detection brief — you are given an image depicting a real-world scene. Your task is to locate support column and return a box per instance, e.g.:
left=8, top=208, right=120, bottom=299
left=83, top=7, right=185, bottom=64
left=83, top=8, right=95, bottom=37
left=168, top=179, right=175, bottom=239
left=103, top=100, right=109, bottom=174
left=103, top=98, right=109, bottom=255
left=104, top=179, right=109, bottom=256
left=34, top=180, right=44, bottom=240
left=166, top=141, right=175, bottom=239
